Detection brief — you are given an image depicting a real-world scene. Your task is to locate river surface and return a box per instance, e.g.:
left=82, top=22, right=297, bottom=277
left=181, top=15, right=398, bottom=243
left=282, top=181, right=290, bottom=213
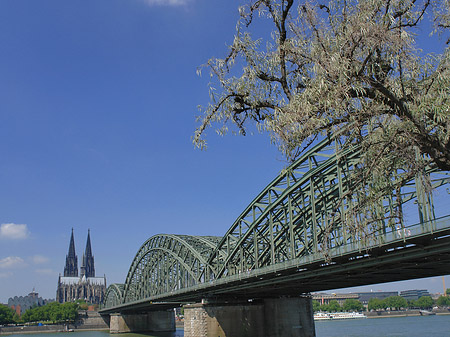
left=315, top=315, right=450, bottom=336
left=3, top=315, right=450, bottom=336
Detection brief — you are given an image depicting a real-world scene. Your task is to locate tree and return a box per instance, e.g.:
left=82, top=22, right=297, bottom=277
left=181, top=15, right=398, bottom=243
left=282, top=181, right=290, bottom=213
left=343, top=299, right=364, bottom=312
left=60, top=302, right=79, bottom=321
left=0, top=304, right=15, bottom=325
left=312, top=300, right=321, bottom=312
left=76, top=300, right=89, bottom=311
left=368, top=298, right=386, bottom=311
left=21, top=302, right=79, bottom=324
left=415, top=296, right=434, bottom=309
left=195, top=0, right=450, bottom=237
left=384, top=296, right=407, bottom=310
left=327, top=300, right=342, bottom=312
left=436, top=295, right=450, bottom=307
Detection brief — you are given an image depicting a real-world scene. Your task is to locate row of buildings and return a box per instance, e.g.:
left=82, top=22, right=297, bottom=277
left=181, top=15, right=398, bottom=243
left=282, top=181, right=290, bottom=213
left=7, top=230, right=107, bottom=315
left=313, top=289, right=432, bottom=308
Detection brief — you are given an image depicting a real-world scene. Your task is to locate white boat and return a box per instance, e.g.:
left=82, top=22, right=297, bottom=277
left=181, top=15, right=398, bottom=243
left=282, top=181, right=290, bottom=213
left=419, top=310, right=435, bottom=316
left=314, top=312, right=367, bottom=320
left=314, top=312, right=332, bottom=320
left=331, top=312, right=367, bottom=320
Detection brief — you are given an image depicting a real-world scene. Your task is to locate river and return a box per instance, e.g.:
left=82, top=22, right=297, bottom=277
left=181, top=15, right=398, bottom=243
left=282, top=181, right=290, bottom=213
left=2, top=315, right=450, bottom=336
left=315, top=315, right=450, bottom=336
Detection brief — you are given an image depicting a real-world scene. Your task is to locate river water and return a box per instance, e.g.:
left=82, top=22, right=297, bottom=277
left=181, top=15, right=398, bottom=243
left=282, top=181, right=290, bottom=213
left=315, top=315, right=450, bottom=336
left=2, top=315, right=450, bottom=336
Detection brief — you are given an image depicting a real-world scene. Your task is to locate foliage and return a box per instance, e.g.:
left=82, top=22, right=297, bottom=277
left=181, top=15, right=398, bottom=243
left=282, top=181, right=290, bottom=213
left=0, top=304, right=15, bottom=325
left=446, top=288, right=450, bottom=296
left=414, top=296, right=434, bottom=309
left=21, top=302, right=79, bottom=323
left=342, top=299, right=364, bottom=312
left=384, top=296, right=407, bottom=310
left=324, top=300, right=342, bottom=312
left=75, top=300, right=90, bottom=311
left=195, top=0, right=450, bottom=239
left=436, top=295, right=450, bottom=306
left=312, top=300, right=321, bottom=312
left=12, top=313, right=22, bottom=324
left=368, top=297, right=386, bottom=311
left=369, top=295, right=436, bottom=310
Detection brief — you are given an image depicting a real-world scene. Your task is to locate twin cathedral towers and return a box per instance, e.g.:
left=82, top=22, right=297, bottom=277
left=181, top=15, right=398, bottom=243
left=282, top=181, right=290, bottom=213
left=56, top=229, right=106, bottom=304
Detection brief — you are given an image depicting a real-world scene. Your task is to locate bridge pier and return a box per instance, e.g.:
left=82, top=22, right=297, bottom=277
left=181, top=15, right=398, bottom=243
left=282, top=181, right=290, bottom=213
left=109, top=310, right=175, bottom=333
left=183, top=296, right=315, bottom=337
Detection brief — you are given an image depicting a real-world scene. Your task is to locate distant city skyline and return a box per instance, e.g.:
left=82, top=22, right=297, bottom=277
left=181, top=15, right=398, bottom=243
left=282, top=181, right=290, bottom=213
left=1, top=0, right=449, bottom=304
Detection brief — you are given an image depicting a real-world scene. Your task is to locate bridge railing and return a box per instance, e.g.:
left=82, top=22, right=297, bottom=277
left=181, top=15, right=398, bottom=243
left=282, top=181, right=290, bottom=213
left=326, top=215, right=450, bottom=259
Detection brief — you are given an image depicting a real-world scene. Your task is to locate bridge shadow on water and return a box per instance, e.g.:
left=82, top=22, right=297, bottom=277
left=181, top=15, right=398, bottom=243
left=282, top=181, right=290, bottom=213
left=109, top=330, right=184, bottom=337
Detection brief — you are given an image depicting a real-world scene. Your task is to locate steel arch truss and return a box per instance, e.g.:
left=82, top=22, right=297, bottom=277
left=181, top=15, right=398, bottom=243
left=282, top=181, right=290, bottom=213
left=206, top=138, right=450, bottom=279
left=121, top=234, right=222, bottom=303
left=104, top=283, right=124, bottom=309
left=102, top=136, right=449, bottom=310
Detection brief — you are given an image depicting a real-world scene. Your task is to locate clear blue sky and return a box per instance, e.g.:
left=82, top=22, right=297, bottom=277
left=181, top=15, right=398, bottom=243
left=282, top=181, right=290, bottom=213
left=0, top=0, right=449, bottom=303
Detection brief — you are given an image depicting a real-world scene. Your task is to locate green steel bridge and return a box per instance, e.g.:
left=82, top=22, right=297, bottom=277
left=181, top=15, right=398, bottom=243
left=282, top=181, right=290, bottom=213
left=101, top=137, right=450, bottom=314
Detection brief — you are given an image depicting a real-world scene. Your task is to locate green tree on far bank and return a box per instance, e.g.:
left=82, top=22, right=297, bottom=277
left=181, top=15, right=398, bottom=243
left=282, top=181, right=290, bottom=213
left=76, top=300, right=89, bottom=311
left=0, top=304, right=15, bottom=325
left=21, top=302, right=79, bottom=323
left=437, top=296, right=450, bottom=307
left=384, top=296, right=407, bottom=310
left=312, top=301, right=321, bottom=312
left=368, top=298, right=386, bottom=311
left=343, top=299, right=364, bottom=312
left=414, top=296, right=434, bottom=309
left=325, top=300, right=341, bottom=312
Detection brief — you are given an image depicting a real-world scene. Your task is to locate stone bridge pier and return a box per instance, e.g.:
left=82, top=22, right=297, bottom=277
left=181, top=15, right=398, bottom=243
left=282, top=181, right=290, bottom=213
left=183, top=296, right=315, bottom=337
left=109, top=310, right=175, bottom=333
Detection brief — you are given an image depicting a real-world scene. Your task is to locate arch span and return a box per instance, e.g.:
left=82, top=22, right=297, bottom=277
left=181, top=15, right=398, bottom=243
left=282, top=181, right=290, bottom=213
left=102, top=137, right=450, bottom=310
left=121, top=234, right=222, bottom=304
left=104, top=283, right=124, bottom=309
left=206, top=137, right=450, bottom=280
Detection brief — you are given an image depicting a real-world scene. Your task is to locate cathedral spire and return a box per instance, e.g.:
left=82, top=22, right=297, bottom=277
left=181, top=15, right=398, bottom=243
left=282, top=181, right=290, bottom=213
left=63, top=228, right=78, bottom=277
left=80, top=229, right=95, bottom=278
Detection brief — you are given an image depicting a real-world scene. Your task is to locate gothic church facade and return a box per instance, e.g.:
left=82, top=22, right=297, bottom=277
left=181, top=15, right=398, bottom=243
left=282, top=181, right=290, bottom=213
left=56, top=229, right=106, bottom=304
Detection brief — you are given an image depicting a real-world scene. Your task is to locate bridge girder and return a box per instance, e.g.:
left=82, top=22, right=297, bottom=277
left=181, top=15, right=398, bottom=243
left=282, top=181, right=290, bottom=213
left=103, top=136, right=450, bottom=311
left=104, top=283, right=124, bottom=309
left=120, top=234, right=222, bottom=304
left=205, top=137, right=450, bottom=280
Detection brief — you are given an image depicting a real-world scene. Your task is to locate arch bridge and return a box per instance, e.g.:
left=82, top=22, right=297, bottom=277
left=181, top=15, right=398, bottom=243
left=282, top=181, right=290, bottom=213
left=101, top=137, right=450, bottom=317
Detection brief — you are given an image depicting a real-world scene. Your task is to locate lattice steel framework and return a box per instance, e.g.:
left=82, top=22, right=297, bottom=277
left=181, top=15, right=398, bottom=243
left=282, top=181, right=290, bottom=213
left=120, top=234, right=223, bottom=304
left=104, top=283, right=124, bottom=309
left=103, top=136, right=450, bottom=309
left=205, top=137, right=449, bottom=279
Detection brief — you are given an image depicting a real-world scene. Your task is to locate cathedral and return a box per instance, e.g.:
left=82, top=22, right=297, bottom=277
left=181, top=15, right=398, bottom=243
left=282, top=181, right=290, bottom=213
left=56, top=229, right=107, bottom=304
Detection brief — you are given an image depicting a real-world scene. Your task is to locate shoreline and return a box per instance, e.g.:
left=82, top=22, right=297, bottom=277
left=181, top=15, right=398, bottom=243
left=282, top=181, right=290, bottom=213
left=0, top=326, right=110, bottom=335
left=3, top=310, right=449, bottom=334
left=366, top=308, right=450, bottom=318
left=0, top=311, right=109, bottom=335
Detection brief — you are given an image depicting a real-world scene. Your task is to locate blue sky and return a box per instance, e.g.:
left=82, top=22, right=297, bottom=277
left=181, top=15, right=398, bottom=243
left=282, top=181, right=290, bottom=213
left=0, top=0, right=449, bottom=303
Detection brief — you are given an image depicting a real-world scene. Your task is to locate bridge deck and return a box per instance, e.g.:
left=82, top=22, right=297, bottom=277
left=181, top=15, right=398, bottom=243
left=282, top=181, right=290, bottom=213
left=101, top=216, right=450, bottom=314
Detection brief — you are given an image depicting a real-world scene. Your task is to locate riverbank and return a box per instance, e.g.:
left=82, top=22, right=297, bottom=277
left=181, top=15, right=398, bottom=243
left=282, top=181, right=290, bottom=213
left=366, top=308, right=450, bottom=318
left=0, top=311, right=109, bottom=335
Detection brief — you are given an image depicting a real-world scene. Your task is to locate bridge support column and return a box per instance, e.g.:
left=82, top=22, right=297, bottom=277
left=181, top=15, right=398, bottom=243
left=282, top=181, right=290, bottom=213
left=183, top=296, right=315, bottom=337
left=109, top=310, right=175, bottom=333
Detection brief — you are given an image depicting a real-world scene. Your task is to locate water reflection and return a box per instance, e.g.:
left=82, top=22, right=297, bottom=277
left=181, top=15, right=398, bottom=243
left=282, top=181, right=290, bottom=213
left=1, top=330, right=184, bottom=337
